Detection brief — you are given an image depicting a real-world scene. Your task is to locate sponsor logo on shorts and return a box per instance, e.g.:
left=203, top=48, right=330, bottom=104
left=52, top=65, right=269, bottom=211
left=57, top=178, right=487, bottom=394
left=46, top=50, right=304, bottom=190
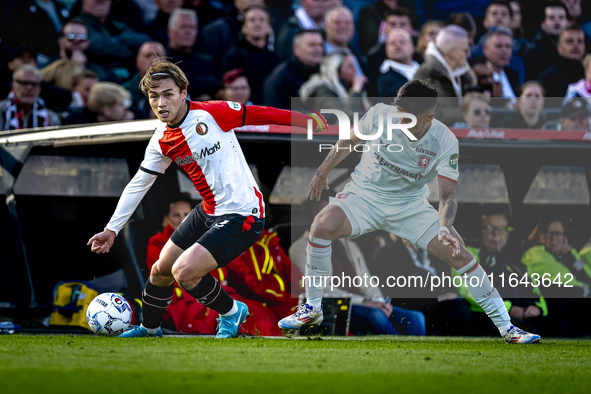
left=418, top=155, right=431, bottom=169
left=196, top=122, right=208, bottom=135
left=336, top=193, right=350, bottom=199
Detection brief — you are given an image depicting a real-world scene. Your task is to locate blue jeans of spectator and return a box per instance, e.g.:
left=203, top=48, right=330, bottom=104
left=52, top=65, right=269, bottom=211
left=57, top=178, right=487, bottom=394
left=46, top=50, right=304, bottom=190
left=350, top=304, right=426, bottom=335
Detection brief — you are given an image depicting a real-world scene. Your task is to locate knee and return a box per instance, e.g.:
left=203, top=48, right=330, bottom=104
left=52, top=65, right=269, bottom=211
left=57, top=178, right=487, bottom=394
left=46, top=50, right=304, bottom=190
left=310, top=213, right=340, bottom=241
left=150, top=262, right=173, bottom=285
left=448, top=247, right=476, bottom=270
left=171, top=264, right=204, bottom=291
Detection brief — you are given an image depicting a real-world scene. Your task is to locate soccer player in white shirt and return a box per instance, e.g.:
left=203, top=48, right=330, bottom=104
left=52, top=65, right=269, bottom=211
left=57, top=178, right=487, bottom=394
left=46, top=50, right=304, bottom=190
left=87, top=61, right=324, bottom=338
left=278, top=80, right=540, bottom=344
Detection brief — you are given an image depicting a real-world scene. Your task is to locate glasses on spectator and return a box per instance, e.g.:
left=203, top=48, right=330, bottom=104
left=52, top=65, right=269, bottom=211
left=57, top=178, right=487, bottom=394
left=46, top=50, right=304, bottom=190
left=15, top=80, right=41, bottom=88
left=490, top=26, right=512, bottom=36
left=64, top=33, right=88, bottom=42
left=473, top=107, right=492, bottom=116
left=482, top=224, right=508, bottom=233
left=545, top=231, right=565, bottom=238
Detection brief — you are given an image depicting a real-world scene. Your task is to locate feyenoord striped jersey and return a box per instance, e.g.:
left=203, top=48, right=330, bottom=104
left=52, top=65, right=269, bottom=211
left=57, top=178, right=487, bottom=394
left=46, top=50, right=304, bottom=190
left=140, top=100, right=310, bottom=218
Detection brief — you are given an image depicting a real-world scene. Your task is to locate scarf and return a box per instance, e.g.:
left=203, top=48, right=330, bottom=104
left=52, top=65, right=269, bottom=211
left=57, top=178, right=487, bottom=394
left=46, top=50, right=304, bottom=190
left=425, top=41, right=470, bottom=101
left=379, top=59, right=420, bottom=81
left=295, top=7, right=318, bottom=29
left=565, top=79, right=591, bottom=99
left=4, top=91, right=50, bottom=130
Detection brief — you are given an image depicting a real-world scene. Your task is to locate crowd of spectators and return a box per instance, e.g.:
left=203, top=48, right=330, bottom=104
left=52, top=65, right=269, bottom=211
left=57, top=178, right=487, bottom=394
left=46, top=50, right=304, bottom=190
left=1, top=0, right=591, bottom=132
left=1, top=0, right=589, bottom=337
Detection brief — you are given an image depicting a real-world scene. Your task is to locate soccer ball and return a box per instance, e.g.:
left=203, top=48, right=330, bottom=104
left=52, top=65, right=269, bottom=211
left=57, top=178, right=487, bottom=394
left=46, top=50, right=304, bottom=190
left=86, top=293, right=132, bottom=336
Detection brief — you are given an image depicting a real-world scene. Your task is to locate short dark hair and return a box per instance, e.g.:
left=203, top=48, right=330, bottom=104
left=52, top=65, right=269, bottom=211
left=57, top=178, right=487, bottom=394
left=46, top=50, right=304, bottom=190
left=394, top=79, right=438, bottom=114
left=293, top=29, right=323, bottom=46
left=385, top=8, right=411, bottom=21
left=468, top=55, right=489, bottom=67
left=60, top=18, right=87, bottom=37
left=447, top=12, right=477, bottom=34
left=559, top=24, right=584, bottom=40
left=140, top=60, right=189, bottom=97
left=544, top=1, right=570, bottom=19
left=487, top=0, right=513, bottom=19
left=241, top=4, right=271, bottom=24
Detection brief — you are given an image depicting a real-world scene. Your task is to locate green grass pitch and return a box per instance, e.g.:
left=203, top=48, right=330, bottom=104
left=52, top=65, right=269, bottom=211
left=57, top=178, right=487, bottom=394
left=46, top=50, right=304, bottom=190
left=1, top=335, right=590, bottom=394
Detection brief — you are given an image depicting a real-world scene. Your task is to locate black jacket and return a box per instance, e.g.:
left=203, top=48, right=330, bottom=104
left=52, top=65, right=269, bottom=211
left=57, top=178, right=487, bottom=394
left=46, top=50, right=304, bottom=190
left=145, top=11, right=171, bottom=47
left=366, top=42, right=423, bottom=97
left=496, top=110, right=546, bottom=129
left=376, top=68, right=409, bottom=98
left=503, top=67, right=521, bottom=97
left=263, top=56, right=319, bottom=109
left=199, top=11, right=242, bottom=65
left=167, top=48, right=221, bottom=99
left=274, top=14, right=318, bottom=61
left=222, top=39, right=282, bottom=105
left=523, top=29, right=560, bottom=81
left=0, top=0, right=70, bottom=62
left=538, top=56, right=586, bottom=98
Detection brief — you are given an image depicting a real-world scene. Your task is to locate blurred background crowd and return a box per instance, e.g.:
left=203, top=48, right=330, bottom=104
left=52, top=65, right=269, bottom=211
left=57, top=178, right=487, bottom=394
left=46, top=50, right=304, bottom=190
left=2, top=0, right=591, bottom=132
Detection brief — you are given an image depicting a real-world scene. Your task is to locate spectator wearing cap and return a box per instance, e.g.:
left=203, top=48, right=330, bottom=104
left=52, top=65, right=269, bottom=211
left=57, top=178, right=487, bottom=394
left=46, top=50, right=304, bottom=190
left=78, top=0, right=150, bottom=74
left=0, top=65, right=60, bottom=131
left=222, top=5, right=281, bottom=105
left=564, top=54, right=591, bottom=100
left=122, top=41, right=166, bottom=118
left=0, top=45, right=72, bottom=112
left=200, top=0, right=265, bottom=65
left=63, top=82, right=134, bottom=125
left=498, top=81, right=547, bottom=129
left=469, top=1, right=526, bottom=85
left=324, top=6, right=368, bottom=78
left=263, top=30, right=323, bottom=109
left=275, top=0, right=332, bottom=60
left=0, top=0, right=70, bottom=66
left=145, top=0, right=184, bottom=47
left=371, top=29, right=418, bottom=98
left=542, top=97, right=591, bottom=131
left=482, top=27, right=520, bottom=98
left=538, top=26, right=586, bottom=98
left=167, top=9, right=220, bottom=100
left=523, top=3, right=570, bottom=81
left=217, top=69, right=252, bottom=105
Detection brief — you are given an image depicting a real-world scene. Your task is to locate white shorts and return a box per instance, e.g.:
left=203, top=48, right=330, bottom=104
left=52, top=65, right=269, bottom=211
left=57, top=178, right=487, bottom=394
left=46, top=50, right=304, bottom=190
left=328, top=191, right=440, bottom=251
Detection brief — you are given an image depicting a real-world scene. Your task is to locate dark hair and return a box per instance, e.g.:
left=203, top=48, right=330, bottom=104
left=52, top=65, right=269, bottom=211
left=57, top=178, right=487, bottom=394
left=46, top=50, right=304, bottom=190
left=559, top=24, right=584, bottom=40
left=487, top=0, right=513, bottom=19
left=385, top=8, right=411, bottom=21
left=544, top=1, right=570, bottom=19
left=447, top=12, right=477, bottom=34
left=293, top=29, right=323, bottom=46
left=140, top=60, right=189, bottom=97
left=468, top=55, right=489, bottom=67
left=394, top=79, right=438, bottom=114
left=60, top=18, right=87, bottom=37
left=242, top=4, right=271, bottom=21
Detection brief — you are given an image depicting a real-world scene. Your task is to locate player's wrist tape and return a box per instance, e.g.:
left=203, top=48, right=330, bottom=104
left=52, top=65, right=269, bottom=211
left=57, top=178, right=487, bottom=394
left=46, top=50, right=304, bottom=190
left=439, top=226, right=450, bottom=235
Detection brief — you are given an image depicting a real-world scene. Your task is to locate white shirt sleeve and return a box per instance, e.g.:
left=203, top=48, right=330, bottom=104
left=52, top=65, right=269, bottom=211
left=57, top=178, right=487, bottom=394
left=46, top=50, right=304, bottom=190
left=436, top=139, right=460, bottom=182
left=105, top=169, right=157, bottom=235
left=139, top=137, right=172, bottom=175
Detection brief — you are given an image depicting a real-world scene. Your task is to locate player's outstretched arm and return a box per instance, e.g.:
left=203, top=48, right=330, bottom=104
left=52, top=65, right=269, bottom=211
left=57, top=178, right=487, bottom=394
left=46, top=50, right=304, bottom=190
left=87, top=169, right=158, bottom=254
left=437, top=177, right=461, bottom=256
left=309, top=128, right=363, bottom=201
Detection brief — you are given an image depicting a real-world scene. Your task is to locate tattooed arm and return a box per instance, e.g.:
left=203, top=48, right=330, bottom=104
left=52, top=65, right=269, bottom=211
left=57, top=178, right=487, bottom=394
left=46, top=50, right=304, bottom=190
left=437, top=176, right=461, bottom=256
left=308, top=129, right=363, bottom=201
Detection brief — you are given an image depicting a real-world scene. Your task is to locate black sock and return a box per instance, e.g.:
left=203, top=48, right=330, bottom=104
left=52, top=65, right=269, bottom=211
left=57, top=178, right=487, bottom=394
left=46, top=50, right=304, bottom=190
left=141, top=279, right=174, bottom=329
left=186, top=274, right=234, bottom=315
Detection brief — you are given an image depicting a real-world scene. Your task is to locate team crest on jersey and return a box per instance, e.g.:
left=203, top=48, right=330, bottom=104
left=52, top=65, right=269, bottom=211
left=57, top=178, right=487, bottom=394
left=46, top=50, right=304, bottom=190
left=196, top=122, right=208, bottom=135
left=418, top=155, right=431, bottom=169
